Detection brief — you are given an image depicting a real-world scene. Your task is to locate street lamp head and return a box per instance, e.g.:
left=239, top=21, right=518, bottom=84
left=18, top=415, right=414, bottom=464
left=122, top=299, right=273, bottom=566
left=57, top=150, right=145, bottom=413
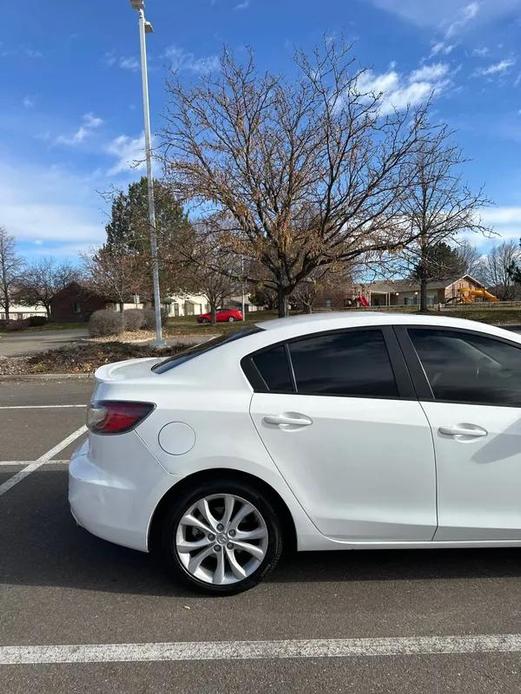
left=144, top=20, right=154, bottom=33
left=129, top=0, right=144, bottom=10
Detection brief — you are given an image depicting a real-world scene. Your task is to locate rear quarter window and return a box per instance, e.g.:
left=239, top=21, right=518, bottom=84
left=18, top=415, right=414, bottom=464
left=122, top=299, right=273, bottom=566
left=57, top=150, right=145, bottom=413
left=152, top=327, right=264, bottom=374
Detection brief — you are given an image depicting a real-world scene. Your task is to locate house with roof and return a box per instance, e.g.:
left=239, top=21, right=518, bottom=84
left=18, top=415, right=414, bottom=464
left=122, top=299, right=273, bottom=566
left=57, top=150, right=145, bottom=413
left=49, top=282, right=259, bottom=323
left=358, top=275, right=488, bottom=307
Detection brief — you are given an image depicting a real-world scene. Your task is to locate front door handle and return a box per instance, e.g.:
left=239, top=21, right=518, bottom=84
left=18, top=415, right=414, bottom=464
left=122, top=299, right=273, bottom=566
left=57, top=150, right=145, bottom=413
left=263, top=413, right=313, bottom=428
left=439, top=424, right=488, bottom=438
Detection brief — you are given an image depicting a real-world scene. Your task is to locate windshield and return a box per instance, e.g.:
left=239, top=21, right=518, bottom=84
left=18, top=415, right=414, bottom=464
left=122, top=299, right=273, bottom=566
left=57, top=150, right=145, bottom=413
left=152, top=326, right=264, bottom=374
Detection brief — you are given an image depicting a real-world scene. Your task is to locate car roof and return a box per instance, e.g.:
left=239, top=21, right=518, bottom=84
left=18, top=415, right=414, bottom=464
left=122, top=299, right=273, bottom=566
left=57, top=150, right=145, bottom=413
left=155, top=310, right=520, bottom=387
left=255, top=311, right=517, bottom=341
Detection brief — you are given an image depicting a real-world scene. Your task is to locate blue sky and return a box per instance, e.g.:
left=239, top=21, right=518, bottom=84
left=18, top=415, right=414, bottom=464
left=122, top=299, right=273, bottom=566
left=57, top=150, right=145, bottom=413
left=2, top=0, right=521, bottom=262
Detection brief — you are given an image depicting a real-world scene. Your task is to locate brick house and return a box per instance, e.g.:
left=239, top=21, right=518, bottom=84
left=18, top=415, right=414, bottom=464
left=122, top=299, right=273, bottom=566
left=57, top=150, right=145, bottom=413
left=50, top=283, right=260, bottom=322
left=50, top=282, right=109, bottom=322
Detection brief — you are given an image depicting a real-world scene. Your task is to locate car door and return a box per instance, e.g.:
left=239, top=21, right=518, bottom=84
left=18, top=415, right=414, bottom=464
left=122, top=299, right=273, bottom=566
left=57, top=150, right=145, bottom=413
left=246, top=327, right=437, bottom=542
left=399, top=326, right=521, bottom=541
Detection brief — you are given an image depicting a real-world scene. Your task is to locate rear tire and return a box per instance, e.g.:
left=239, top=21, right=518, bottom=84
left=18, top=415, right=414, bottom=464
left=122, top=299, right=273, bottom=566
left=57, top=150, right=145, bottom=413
left=228, top=316, right=235, bottom=322
left=159, top=479, right=283, bottom=595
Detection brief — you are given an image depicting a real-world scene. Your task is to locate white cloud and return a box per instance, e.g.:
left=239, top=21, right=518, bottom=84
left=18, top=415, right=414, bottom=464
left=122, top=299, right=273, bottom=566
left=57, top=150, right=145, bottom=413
left=472, top=46, right=489, bottom=57
left=83, top=113, right=103, bottom=129
left=103, top=52, right=117, bottom=67
left=104, top=52, right=139, bottom=71
left=474, top=206, right=521, bottom=241
left=235, top=0, right=250, bottom=8
left=23, top=47, right=43, bottom=59
left=55, top=112, right=103, bottom=146
left=163, top=45, right=219, bottom=74
left=106, top=133, right=147, bottom=175
left=22, top=96, right=34, bottom=109
left=476, top=58, right=515, bottom=76
left=357, top=63, right=450, bottom=115
left=119, top=56, right=140, bottom=72
left=480, top=206, right=521, bottom=225
left=431, top=41, right=455, bottom=56
left=368, top=0, right=521, bottom=28
left=0, top=160, right=104, bottom=249
left=409, top=63, right=450, bottom=82
left=445, top=1, right=479, bottom=39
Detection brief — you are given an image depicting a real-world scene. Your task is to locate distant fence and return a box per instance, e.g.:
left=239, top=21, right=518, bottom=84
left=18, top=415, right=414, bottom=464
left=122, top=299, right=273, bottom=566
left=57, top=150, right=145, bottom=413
left=317, top=301, right=521, bottom=313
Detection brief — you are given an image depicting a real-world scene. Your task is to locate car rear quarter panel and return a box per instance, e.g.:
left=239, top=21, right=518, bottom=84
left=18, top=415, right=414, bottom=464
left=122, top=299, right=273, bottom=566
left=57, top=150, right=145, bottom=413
left=132, top=385, right=323, bottom=549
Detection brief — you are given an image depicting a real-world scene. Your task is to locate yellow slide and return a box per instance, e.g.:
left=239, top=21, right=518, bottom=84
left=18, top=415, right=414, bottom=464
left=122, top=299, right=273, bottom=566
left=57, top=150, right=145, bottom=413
left=458, top=288, right=499, bottom=303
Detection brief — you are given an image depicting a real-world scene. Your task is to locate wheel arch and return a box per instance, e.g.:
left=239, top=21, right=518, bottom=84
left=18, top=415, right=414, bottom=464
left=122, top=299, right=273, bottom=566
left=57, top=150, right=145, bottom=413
left=148, top=468, right=297, bottom=554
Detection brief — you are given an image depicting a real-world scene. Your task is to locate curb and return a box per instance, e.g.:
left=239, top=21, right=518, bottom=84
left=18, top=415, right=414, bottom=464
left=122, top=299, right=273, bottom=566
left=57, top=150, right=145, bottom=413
left=0, top=373, right=94, bottom=382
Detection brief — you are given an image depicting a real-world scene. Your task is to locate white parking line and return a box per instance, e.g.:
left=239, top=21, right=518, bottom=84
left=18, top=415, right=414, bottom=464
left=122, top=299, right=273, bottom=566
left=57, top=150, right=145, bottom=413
left=0, top=425, right=86, bottom=497
left=1, top=634, right=521, bottom=665
left=0, top=460, right=68, bottom=467
left=0, top=404, right=85, bottom=410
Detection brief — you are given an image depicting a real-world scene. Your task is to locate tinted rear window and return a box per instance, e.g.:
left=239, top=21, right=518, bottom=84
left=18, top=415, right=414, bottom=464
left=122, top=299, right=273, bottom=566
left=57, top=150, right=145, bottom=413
left=251, top=345, right=294, bottom=392
left=289, top=329, right=398, bottom=397
left=152, top=326, right=264, bottom=374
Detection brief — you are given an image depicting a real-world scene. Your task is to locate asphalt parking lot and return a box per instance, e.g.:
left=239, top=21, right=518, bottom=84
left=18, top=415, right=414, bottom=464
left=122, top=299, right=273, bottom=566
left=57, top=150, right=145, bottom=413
left=0, top=329, right=88, bottom=357
left=2, top=379, right=521, bottom=692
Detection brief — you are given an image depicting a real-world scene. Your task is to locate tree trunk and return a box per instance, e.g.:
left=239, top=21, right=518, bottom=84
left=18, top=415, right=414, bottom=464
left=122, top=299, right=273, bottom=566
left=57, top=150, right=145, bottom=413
left=418, top=232, right=429, bottom=312
left=419, top=276, right=428, bottom=312
left=45, top=303, right=51, bottom=319
left=211, top=305, right=217, bottom=325
left=303, top=301, right=312, bottom=314
left=4, top=297, right=9, bottom=322
left=119, top=301, right=124, bottom=313
left=277, top=286, right=289, bottom=318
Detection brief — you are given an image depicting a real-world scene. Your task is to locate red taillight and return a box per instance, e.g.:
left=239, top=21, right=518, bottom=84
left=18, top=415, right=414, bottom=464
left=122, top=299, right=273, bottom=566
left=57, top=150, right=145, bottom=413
left=87, top=401, right=154, bottom=434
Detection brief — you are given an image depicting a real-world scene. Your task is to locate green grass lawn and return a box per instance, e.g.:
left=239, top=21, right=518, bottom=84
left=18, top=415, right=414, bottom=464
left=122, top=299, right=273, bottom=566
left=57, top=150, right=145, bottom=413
left=165, top=305, right=521, bottom=337
left=441, top=307, right=521, bottom=325
left=164, top=310, right=279, bottom=336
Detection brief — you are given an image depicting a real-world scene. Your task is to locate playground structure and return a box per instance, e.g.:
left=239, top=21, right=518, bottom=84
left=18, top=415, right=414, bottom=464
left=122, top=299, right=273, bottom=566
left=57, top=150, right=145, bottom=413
left=355, top=295, right=370, bottom=307
left=450, top=287, right=499, bottom=304
left=345, top=294, right=370, bottom=308
left=348, top=277, right=500, bottom=308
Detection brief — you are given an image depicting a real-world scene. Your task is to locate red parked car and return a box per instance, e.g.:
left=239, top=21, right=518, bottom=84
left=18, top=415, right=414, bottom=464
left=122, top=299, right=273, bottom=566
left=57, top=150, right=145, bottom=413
left=197, top=307, right=243, bottom=323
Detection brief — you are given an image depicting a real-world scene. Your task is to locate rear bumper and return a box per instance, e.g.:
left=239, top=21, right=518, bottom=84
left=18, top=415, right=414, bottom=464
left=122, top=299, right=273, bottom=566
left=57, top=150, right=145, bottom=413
left=68, top=436, right=177, bottom=552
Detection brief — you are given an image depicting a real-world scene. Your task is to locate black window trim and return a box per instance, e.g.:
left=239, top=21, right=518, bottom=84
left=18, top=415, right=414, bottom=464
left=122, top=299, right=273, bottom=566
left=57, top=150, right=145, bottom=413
left=395, top=324, right=521, bottom=408
left=241, top=325, right=415, bottom=400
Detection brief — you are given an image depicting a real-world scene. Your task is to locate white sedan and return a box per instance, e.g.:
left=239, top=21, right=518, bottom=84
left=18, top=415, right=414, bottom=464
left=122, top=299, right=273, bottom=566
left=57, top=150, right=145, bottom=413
left=69, top=312, right=521, bottom=594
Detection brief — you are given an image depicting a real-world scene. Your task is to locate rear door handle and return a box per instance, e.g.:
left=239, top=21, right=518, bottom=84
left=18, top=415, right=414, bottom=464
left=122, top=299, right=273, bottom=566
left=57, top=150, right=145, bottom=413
left=439, top=424, right=488, bottom=438
left=263, top=413, right=313, bottom=427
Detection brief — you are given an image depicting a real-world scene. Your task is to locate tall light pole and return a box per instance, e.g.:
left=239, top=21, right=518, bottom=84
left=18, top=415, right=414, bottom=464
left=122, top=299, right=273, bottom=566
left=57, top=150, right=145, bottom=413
left=129, top=0, right=165, bottom=347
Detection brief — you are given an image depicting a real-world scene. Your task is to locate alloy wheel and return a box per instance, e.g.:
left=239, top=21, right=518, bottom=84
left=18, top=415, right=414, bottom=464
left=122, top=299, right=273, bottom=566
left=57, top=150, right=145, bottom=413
left=175, top=493, right=268, bottom=585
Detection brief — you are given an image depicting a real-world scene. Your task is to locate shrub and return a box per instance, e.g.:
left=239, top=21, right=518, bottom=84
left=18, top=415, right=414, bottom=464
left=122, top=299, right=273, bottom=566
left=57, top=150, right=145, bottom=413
left=143, top=307, right=168, bottom=330
left=88, top=309, right=124, bottom=337
left=5, top=319, right=30, bottom=331
left=123, top=308, right=145, bottom=331
left=28, top=315, right=48, bottom=327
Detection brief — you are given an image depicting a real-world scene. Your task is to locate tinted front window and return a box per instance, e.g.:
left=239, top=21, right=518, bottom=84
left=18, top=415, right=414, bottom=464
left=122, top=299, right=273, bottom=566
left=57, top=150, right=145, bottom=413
left=252, top=345, right=294, bottom=392
left=289, top=329, right=398, bottom=397
left=409, top=328, right=521, bottom=406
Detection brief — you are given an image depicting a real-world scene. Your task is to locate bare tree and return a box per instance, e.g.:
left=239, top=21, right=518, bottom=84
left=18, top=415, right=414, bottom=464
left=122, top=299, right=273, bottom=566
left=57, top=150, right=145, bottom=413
left=0, top=227, right=24, bottom=321
left=184, top=227, right=241, bottom=324
left=162, top=41, right=430, bottom=317
left=481, top=240, right=521, bottom=299
left=399, top=123, right=491, bottom=311
left=16, top=257, right=79, bottom=318
left=455, top=240, right=484, bottom=278
left=82, top=247, right=144, bottom=312
left=291, top=264, right=349, bottom=314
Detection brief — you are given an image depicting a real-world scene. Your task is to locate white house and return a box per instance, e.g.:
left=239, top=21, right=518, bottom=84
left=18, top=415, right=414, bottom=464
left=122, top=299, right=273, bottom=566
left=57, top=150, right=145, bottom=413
left=0, top=303, right=47, bottom=321
left=97, top=292, right=259, bottom=319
